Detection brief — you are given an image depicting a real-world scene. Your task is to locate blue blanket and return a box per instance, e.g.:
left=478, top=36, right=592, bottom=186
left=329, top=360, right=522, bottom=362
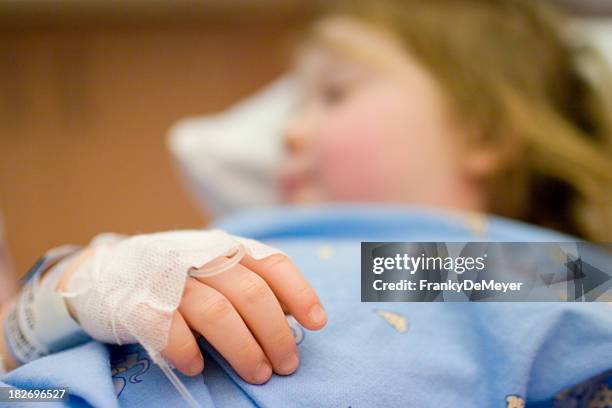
left=3, top=205, right=611, bottom=407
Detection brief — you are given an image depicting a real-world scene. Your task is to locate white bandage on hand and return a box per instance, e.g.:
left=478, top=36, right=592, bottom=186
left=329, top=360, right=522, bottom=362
left=63, top=229, right=282, bottom=358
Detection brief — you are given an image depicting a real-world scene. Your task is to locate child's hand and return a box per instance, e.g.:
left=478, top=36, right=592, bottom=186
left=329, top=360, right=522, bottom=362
left=163, top=253, right=327, bottom=383
left=57, top=231, right=327, bottom=385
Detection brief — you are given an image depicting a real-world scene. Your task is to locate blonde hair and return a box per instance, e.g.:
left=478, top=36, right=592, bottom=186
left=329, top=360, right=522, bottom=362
left=312, top=0, right=612, bottom=241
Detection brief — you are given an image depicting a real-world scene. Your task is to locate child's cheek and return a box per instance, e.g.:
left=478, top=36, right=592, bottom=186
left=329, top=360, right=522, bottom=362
left=314, top=97, right=401, bottom=201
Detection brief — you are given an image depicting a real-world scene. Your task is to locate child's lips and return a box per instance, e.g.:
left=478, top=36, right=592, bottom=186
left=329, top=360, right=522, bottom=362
left=280, top=173, right=309, bottom=197
left=279, top=157, right=317, bottom=200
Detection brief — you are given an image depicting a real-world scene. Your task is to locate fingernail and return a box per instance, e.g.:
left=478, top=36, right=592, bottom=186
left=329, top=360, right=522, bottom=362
left=279, top=352, right=299, bottom=375
left=189, top=358, right=204, bottom=376
left=308, top=303, right=327, bottom=325
left=254, top=361, right=272, bottom=384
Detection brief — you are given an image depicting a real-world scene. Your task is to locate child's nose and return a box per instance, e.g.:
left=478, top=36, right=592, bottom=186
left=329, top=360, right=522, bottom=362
left=284, top=114, right=313, bottom=155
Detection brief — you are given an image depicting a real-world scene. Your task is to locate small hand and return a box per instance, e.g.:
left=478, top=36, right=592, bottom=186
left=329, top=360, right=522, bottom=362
left=162, top=253, right=327, bottom=384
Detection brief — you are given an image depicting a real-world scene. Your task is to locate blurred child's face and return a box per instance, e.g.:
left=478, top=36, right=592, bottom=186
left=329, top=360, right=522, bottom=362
left=280, top=16, right=485, bottom=212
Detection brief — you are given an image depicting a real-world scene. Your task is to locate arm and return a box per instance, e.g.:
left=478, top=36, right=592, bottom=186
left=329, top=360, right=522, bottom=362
left=0, top=231, right=328, bottom=385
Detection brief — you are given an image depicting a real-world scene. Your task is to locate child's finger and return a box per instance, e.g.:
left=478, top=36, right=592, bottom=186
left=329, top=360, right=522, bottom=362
left=199, top=265, right=300, bottom=376
left=162, top=311, right=204, bottom=376
left=240, top=254, right=327, bottom=330
left=179, top=278, right=273, bottom=385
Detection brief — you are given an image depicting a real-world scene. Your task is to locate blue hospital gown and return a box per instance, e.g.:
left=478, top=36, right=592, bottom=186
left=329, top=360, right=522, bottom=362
left=2, top=205, right=612, bottom=408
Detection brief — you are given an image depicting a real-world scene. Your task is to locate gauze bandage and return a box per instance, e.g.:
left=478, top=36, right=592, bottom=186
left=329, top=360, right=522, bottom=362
left=63, top=229, right=282, bottom=356
left=64, top=229, right=282, bottom=408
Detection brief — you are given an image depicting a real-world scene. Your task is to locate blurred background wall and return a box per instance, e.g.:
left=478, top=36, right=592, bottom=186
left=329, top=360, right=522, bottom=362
left=0, top=1, right=311, bottom=274
left=0, top=0, right=610, bottom=276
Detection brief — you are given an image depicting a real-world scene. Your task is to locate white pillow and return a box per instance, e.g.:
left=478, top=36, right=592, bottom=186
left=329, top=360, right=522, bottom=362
left=167, top=76, right=298, bottom=216
left=572, top=19, right=612, bottom=69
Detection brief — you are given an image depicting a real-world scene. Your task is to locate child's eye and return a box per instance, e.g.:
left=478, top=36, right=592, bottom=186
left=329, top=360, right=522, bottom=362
left=321, top=82, right=349, bottom=106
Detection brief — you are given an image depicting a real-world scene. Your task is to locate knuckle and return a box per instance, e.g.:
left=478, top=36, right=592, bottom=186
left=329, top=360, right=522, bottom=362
left=199, top=295, right=233, bottom=321
left=269, top=331, right=295, bottom=351
left=295, top=284, right=317, bottom=301
left=182, top=280, right=197, bottom=297
left=239, top=275, right=270, bottom=303
left=235, top=341, right=261, bottom=363
left=259, top=254, right=289, bottom=272
left=174, top=339, right=198, bottom=360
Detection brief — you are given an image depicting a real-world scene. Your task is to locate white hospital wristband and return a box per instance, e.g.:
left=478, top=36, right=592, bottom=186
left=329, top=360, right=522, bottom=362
left=3, top=246, right=90, bottom=365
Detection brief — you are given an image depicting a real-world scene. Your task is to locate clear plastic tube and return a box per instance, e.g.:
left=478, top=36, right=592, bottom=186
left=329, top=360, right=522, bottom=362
left=189, top=244, right=246, bottom=278
left=157, top=248, right=246, bottom=407
left=156, top=354, right=202, bottom=408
